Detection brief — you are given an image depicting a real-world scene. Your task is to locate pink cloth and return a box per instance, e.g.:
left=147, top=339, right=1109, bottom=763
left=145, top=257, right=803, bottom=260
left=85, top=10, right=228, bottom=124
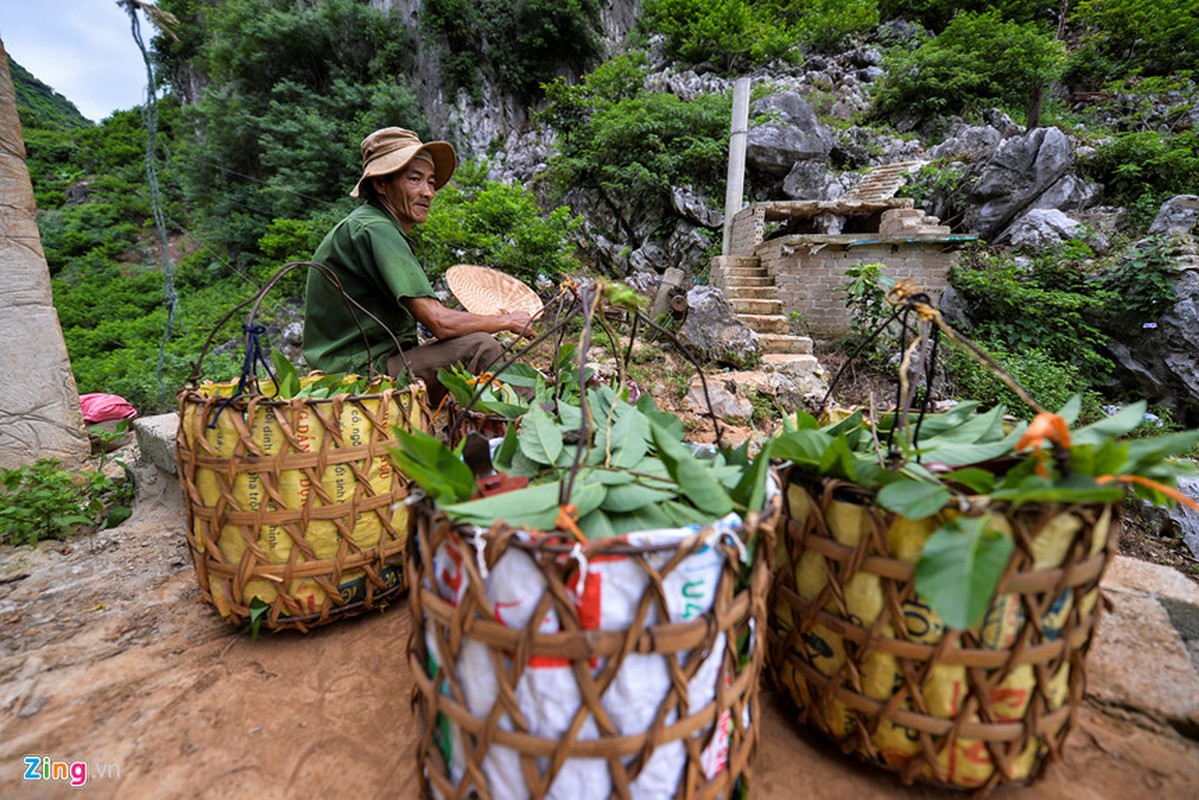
left=80, top=393, right=138, bottom=424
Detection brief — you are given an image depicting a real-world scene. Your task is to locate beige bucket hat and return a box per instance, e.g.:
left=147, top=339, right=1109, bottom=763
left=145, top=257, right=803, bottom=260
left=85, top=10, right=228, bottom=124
left=350, top=127, right=457, bottom=198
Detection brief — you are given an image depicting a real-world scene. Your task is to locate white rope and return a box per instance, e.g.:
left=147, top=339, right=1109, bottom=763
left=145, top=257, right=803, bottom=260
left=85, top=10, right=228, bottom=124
left=568, top=543, right=589, bottom=603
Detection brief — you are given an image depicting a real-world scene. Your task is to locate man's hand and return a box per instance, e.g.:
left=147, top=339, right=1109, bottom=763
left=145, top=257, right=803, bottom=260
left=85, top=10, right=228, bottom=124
left=504, top=311, right=533, bottom=338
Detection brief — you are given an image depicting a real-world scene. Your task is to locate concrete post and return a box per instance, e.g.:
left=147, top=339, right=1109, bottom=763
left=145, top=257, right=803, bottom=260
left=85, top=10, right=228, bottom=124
left=722, top=77, right=752, bottom=257
left=0, top=40, right=90, bottom=469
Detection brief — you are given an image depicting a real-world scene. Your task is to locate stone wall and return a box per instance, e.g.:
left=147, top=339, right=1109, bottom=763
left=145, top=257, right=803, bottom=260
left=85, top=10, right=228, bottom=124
left=0, top=41, right=89, bottom=469
left=756, top=235, right=959, bottom=338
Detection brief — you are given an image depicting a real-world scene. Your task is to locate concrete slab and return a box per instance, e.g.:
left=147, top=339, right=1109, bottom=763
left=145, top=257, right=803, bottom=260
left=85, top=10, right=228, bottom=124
left=134, top=412, right=179, bottom=477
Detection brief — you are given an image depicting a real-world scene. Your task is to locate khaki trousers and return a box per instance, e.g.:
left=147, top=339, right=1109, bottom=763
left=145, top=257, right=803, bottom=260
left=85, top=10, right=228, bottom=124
left=387, top=332, right=503, bottom=406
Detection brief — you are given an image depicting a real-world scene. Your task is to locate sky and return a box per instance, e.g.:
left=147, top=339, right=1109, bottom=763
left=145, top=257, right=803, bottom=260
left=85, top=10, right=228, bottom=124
left=0, top=0, right=153, bottom=123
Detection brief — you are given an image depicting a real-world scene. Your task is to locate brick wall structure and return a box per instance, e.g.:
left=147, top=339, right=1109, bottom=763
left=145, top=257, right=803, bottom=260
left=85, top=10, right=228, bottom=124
left=719, top=201, right=976, bottom=340
left=756, top=235, right=963, bottom=338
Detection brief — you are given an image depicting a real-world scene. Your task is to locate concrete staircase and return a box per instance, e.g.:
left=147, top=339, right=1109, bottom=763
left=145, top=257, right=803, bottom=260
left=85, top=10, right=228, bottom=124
left=719, top=259, right=817, bottom=367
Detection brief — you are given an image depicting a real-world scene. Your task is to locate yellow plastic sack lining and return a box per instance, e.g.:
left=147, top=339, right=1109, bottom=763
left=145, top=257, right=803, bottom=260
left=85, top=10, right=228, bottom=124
left=769, top=476, right=1116, bottom=794
left=177, top=377, right=428, bottom=630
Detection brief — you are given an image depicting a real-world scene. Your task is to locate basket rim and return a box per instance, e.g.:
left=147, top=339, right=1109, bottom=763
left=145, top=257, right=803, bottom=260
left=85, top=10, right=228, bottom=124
left=412, top=484, right=781, bottom=557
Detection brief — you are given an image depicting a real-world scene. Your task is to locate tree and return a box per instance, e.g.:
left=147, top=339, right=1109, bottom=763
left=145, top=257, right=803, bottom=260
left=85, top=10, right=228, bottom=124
left=872, top=10, right=1065, bottom=124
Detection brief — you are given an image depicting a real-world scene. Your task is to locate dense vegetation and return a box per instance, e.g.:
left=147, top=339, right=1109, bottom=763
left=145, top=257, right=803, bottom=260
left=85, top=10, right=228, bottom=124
left=12, top=0, right=1199, bottom=422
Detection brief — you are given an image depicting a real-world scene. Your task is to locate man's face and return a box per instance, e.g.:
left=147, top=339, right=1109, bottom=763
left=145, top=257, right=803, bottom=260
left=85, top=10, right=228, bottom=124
left=376, top=158, right=437, bottom=231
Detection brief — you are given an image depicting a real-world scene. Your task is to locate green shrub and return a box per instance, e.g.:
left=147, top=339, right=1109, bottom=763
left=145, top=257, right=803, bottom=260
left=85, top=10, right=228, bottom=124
left=1067, top=0, right=1199, bottom=81
left=944, top=342, right=1101, bottom=421
left=839, top=262, right=898, bottom=359
left=878, top=0, right=1061, bottom=33
left=0, top=459, right=135, bottom=547
left=1080, top=129, right=1199, bottom=211
left=642, top=0, right=874, bottom=67
left=540, top=59, right=731, bottom=222
left=948, top=247, right=1114, bottom=383
left=170, top=0, right=422, bottom=260
left=1095, top=237, right=1178, bottom=327
left=872, top=10, right=1065, bottom=124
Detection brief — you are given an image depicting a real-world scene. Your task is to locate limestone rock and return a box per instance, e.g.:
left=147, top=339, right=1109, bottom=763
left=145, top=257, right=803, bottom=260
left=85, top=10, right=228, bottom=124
left=1106, top=262, right=1199, bottom=422
left=670, top=185, right=722, bottom=229
left=746, top=92, right=834, bottom=176
left=677, top=286, right=759, bottom=368
left=684, top=379, right=753, bottom=420
left=964, top=127, right=1076, bottom=240
left=1150, top=195, right=1199, bottom=238
left=998, top=208, right=1086, bottom=250
left=1089, top=585, right=1199, bottom=733
left=927, top=124, right=1002, bottom=163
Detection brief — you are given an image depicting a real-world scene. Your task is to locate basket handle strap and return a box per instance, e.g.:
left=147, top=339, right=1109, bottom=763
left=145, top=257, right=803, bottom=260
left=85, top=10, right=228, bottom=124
left=186, top=261, right=411, bottom=387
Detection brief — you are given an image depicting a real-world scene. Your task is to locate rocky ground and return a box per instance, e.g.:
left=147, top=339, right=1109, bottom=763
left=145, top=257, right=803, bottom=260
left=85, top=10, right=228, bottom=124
left=2, top=428, right=1198, bottom=798
left=4, top=336, right=1198, bottom=799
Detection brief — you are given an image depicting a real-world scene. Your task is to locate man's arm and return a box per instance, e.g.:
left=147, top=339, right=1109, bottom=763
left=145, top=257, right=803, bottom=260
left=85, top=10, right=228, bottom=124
left=404, top=296, right=532, bottom=340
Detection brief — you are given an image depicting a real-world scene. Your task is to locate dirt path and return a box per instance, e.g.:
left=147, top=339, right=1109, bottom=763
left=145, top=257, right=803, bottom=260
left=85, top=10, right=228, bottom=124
left=2, top=459, right=1197, bottom=798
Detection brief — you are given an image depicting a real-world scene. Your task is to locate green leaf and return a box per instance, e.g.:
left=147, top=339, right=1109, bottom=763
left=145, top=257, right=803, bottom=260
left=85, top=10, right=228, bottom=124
left=916, top=426, right=1026, bottom=469
left=520, top=404, right=564, bottom=465
left=441, top=481, right=563, bottom=530
left=771, top=429, right=838, bottom=469
left=1056, top=395, right=1083, bottom=426
left=578, top=507, right=619, bottom=540
left=494, top=362, right=544, bottom=388
left=660, top=499, right=719, bottom=527
left=914, top=517, right=1015, bottom=631
left=604, top=504, right=675, bottom=534
left=990, top=473, right=1125, bottom=508
left=728, top=441, right=772, bottom=513
left=440, top=479, right=607, bottom=533
left=605, top=404, right=652, bottom=469
left=1122, top=430, right=1199, bottom=474
left=1072, top=402, right=1148, bottom=445
left=781, top=409, right=819, bottom=433
left=601, top=481, right=677, bottom=513
left=387, top=428, right=475, bottom=503
left=248, top=597, right=270, bottom=641
left=821, top=409, right=865, bottom=439
left=271, top=349, right=300, bottom=398
left=556, top=401, right=583, bottom=430
left=650, top=422, right=733, bottom=518
left=636, top=393, right=684, bottom=439
left=939, top=467, right=996, bottom=494
left=494, top=423, right=519, bottom=471
left=876, top=479, right=951, bottom=520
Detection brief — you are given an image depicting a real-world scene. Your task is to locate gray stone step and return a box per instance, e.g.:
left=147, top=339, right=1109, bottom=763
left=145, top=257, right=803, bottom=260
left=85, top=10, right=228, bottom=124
left=724, top=267, right=769, bottom=278
left=761, top=353, right=824, bottom=375
left=732, top=298, right=783, bottom=315
left=758, top=333, right=814, bottom=354
left=722, top=276, right=773, bottom=288
left=724, top=286, right=778, bottom=300
left=739, top=314, right=789, bottom=335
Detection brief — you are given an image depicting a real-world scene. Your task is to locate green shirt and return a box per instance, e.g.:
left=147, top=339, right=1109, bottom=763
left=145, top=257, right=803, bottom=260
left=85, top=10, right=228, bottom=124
left=302, top=200, right=436, bottom=376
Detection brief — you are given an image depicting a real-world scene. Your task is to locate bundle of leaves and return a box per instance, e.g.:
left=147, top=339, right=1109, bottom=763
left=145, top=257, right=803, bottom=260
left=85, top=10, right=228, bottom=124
left=437, top=343, right=590, bottom=421
left=389, top=386, right=773, bottom=540
left=772, top=396, right=1199, bottom=628
left=262, top=350, right=401, bottom=399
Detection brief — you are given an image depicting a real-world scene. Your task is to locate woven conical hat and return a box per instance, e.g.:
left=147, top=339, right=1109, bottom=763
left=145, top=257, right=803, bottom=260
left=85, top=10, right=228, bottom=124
left=446, top=264, right=543, bottom=317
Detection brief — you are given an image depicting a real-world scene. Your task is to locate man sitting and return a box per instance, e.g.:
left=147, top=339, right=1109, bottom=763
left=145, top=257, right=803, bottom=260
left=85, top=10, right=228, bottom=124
left=302, top=127, right=531, bottom=404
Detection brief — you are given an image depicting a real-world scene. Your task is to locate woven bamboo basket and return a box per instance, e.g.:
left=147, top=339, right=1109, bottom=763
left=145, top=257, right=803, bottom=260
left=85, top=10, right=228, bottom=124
left=767, top=467, right=1119, bottom=795
left=177, top=379, right=431, bottom=632
left=408, top=493, right=779, bottom=799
